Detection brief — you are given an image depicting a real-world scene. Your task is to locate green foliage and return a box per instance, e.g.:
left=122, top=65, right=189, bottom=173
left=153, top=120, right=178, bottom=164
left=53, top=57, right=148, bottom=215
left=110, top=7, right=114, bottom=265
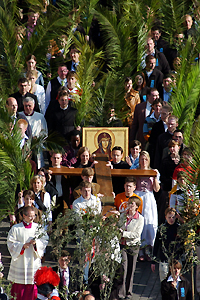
left=51, top=209, right=121, bottom=299
left=170, top=61, right=200, bottom=144
left=0, top=113, right=32, bottom=219
left=73, top=34, right=103, bottom=126
left=160, top=0, right=187, bottom=43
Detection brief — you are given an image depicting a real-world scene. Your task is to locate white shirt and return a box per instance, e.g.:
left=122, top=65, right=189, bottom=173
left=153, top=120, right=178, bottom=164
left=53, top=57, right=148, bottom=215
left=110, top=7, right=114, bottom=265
left=34, top=84, right=46, bottom=115
left=20, top=134, right=29, bottom=149
left=59, top=266, right=70, bottom=288
left=145, top=101, right=152, bottom=118
left=149, top=111, right=161, bottom=121
left=45, top=76, right=67, bottom=113
left=163, top=121, right=168, bottom=132
left=72, top=195, right=101, bottom=215
left=19, top=111, right=48, bottom=138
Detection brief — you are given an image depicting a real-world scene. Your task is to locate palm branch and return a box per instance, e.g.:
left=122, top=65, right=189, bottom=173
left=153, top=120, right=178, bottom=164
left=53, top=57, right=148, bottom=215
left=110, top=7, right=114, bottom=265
left=73, top=34, right=104, bottom=126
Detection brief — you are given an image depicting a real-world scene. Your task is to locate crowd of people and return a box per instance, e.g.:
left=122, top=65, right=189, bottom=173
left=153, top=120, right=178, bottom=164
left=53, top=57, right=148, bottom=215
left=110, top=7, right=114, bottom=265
left=0, top=1, right=200, bottom=300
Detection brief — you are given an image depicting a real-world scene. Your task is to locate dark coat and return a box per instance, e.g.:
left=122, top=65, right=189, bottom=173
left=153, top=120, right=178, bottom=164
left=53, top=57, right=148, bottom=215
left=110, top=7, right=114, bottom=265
left=148, top=120, right=165, bottom=167
left=51, top=174, right=70, bottom=213
left=47, top=105, right=77, bottom=142
left=111, top=161, right=130, bottom=195
left=143, top=68, right=163, bottom=94
left=161, top=276, right=192, bottom=300
left=154, top=49, right=171, bottom=75
left=130, top=102, right=147, bottom=149
left=52, top=266, right=79, bottom=300
left=153, top=220, right=180, bottom=262
left=154, top=130, right=173, bottom=170
left=160, top=155, right=178, bottom=191
left=45, top=77, right=62, bottom=122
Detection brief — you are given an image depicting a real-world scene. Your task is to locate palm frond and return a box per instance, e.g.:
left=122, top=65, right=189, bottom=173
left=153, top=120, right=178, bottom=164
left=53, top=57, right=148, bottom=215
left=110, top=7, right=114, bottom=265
left=170, top=62, right=200, bottom=144
left=73, top=34, right=103, bottom=126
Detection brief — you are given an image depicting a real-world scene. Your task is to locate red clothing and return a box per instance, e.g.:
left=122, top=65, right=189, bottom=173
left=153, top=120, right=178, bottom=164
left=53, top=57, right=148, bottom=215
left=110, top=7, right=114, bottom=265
left=114, top=192, right=143, bottom=214
left=172, top=163, right=194, bottom=180
left=11, top=283, right=37, bottom=300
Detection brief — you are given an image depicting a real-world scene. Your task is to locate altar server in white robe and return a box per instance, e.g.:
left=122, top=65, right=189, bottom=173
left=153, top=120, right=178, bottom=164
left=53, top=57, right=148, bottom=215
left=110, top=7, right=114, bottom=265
left=7, top=206, right=49, bottom=300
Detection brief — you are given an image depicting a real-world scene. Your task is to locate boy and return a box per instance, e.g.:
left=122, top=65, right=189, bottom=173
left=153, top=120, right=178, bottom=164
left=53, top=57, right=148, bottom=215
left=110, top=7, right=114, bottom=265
left=72, top=182, right=101, bottom=215
left=151, top=207, right=183, bottom=281
left=66, top=71, right=81, bottom=101
left=52, top=250, right=73, bottom=300
left=114, top=177, right=143, bottom=214
left=17, top=119, right=29, bottom=149
left=126, top=140, right=141, bottom=169
left=73, top=167, right=101, bottom=199
left=16, top=190, right=42, bottom=224
left=107, top=146, right=130, bottom=195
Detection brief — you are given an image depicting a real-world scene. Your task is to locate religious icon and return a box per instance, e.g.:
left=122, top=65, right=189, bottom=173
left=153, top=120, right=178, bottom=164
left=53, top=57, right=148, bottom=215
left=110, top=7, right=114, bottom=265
left=82, top=127, right=129, bottom=159
left=93, top=132, right=112, bottom=159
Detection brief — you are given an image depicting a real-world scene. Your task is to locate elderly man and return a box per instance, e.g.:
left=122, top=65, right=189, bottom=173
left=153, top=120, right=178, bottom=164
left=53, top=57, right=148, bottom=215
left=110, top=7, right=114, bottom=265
left=72, top=181, right=101, bottom=215
left=6, top=97, right=32, bottom=138
left=10, top=78, right=39, bottom=112
left=19, top=97, right=47, bottom=139
left=7, top=206, right=48, bottom=300
left=19, top=97, right=48, bottom=168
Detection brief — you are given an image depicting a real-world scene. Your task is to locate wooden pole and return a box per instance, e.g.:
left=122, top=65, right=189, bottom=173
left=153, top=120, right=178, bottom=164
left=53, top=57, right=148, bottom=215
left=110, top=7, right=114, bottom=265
left=191, top=264, right=194, bottom=300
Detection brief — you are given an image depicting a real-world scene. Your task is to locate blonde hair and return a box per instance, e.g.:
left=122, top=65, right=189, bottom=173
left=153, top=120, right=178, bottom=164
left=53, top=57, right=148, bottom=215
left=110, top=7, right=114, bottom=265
left=139, top=151, right=150, bottom=169
left=30, top=175, right=46, bottom=193
left=26, top=70, right=38, bottom=79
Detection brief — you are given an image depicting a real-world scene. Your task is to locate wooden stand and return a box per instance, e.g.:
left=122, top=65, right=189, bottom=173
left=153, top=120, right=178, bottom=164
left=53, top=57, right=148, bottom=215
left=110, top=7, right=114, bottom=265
left=50, top=164, right=157, bottom=216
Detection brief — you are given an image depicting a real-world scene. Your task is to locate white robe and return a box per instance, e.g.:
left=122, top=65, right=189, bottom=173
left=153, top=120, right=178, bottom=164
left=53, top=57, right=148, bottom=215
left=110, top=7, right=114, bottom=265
left=7, top=222, right=49, bottom=284
left=19, top=111, right=48, bottom=138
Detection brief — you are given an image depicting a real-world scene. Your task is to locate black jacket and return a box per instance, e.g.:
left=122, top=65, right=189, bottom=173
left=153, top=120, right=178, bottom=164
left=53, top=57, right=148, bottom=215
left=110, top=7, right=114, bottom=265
left=153, top=220, right=181, bottom=263
left=143, top=67, right=163, bottom=94
left=154, top=130, right=173, bottom=170
left=47, top=105, right=77, bottom=142
left=161, top=276, right=192, bottom=300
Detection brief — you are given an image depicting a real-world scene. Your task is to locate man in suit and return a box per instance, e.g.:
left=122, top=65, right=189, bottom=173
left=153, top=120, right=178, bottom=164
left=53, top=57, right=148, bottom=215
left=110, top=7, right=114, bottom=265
left=66, top=46, right=80, bottom=72
left=143, top=55, right=163, bottom=94
left=130, top=87, right=159, bottom=149
left=142, top=37, right=170, bottom=75
left=160, top=74, right=173, bottom=103
left=148, top=103, right=172, bottom=167
left=46, top=89, right=78, bottom=142
left=151, top=25, right=170, bottom=56
left=154, top=115, right=179, bottom=170
left=52, top=250, right=72, bottom=300
left=10, top=78, right=40, bottom=112
left=45, top=64, right=68, bottom=116
left=50, top=151, right=70, bottom=220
